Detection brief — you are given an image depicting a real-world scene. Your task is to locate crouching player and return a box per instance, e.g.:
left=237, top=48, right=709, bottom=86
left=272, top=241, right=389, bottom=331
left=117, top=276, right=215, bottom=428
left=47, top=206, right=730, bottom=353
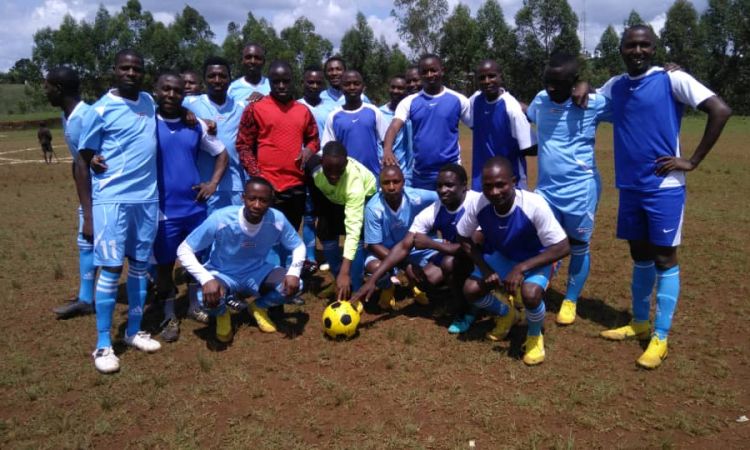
left=457, top=157, right=569, bottom=365
left=176, top=178, right=305, bottom=342
left=361, top=165, right=438, bottom=309
left=353, top=164, right=479, bottom=331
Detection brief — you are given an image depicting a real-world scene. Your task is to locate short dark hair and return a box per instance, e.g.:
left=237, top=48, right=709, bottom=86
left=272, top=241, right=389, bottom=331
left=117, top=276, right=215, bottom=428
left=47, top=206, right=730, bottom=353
left=202, top=56, right=231, bottom=78
left=418, top=53, right=442, bottom=67
left=380, top=164, right=404, bottom=179
left=157, top=70, right=183, bottom=82
left=621, top=25, right=657, bottom=47
left=46, top=66, right=80, bottom=96
left=114, top=48, right=143, bottom=66
left=322, top=141, right=347, bottom=158
left=243, top=42, right=266, bottom=54
left=324, top=56, right=346, bottom=71
left=483, top=156, right=513, bottom=175
left=547, top=51, right=579, bottom=74
left=303, top=64, right=323, bottom=74
left=438, top=163, right=468, bottom=186
left=180, top=68, right=200, bottom=78
left=389, top=75, right=406, bottom=84
left=268, top=60, right=292, bottom=76
left=245, top=176, right=275, bottom=195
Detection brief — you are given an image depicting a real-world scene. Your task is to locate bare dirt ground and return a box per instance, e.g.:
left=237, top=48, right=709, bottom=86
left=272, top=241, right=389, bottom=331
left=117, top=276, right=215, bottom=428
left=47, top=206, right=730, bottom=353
left=0, top=118, right=748, bottom=449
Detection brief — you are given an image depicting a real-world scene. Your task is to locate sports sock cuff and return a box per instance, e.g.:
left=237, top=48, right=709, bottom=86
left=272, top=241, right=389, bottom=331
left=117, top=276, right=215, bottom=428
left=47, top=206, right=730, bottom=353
left=570, top=243, right=590, bottom=255
left=526, top=303, right=546, bottom=322
left=634, top=260, right=655, bottom=269
left=656, top=265, right=680, bottom=277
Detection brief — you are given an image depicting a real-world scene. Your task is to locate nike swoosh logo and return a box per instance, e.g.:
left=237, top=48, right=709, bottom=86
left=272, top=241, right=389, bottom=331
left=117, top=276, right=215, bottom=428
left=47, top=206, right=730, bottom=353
left=352, top=118, right=359, bottom=123
left=663, top=228, right=675, bottom=233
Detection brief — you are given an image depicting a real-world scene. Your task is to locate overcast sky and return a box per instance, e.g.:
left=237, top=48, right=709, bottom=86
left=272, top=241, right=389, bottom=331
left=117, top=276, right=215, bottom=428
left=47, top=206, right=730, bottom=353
left=0, top=0, right=709, bottom=71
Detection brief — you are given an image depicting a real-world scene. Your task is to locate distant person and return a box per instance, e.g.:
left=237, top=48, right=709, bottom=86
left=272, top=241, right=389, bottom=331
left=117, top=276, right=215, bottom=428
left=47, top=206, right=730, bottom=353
left=404, top=65, right=421, bottom=96
left=228, top=43, right=269, bottom=103
left=379, top=76, right=414, bottom=185
left=37, top=122, right=57, bottom=164
left=44, top=66, right=94, bottom=319
left=319, top=56, right=371, bottom=106
left=180, top=69, right=203, bottom=96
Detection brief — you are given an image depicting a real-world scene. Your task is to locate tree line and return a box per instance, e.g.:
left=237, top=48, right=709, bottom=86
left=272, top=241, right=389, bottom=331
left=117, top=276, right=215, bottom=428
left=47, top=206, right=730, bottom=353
left=3, top=0, right=749, bottom=114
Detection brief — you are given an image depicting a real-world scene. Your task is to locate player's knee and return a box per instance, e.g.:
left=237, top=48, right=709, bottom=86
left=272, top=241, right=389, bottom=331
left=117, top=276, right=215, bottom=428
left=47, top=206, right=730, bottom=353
left=653, top=251, right=678, bottom=271
left=463, top=278, right=484, bottom=301
left=365, top=259, right=380, bottom=275
left=423, top=264, right=444, bottom=285
left=520, top=283, right=544, bottom=308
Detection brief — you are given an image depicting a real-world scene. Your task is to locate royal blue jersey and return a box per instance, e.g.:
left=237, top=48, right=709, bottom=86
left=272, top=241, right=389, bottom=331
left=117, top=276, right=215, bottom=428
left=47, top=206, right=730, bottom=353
left=228, top=76, right=270, bottom=103
left=410, top=190, right=480, bottom=243
left=185, top=206, right=302, bottom=279
left=526, top=91, right=611, bottom=191
left=470, top=90, right=534, bottom=191
left=78, top=91, right=157, bottom=204
left=62, top=101, right=90, bottom=159
left=183, top=94, right=247, bottom=192
left=395, top=87, right=471, bottom=182
left=380, top=103, right=413, bottom=179
left=598, top=68, right=714, bottom=190
left=322, top=104, right=387, bottom=177
left=365, top=187, right=439, bottom=248
left=457, top=189, right=567, bottom=262
left=156, top=116, right=225, bottom=219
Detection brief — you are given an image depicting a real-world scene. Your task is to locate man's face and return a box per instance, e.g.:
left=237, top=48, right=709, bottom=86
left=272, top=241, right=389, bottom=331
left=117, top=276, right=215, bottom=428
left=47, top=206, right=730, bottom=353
left=155, top=75, right=185, bottom=116
left=477, top=63, right=502, bottom=98
left=621, top=28, right=656, bottom=76
left=114, top=54, right=144, bottom=93
left=205, top=65, right=230, bottom=97
left=436, top=171, right=466, bottom=210
left=44, top=79, right=62, bottom=107
left=321, top=155, right=347, bottom=185
left=269, top=66, right=292, bottom=103
left=242, top=46, right=266, bottom=78
left=405, top=68, right=421, bottom=95
left=325, top=60, right=345, bottom=89
left=380, top=168, right=405, bottom=203
left=303, top=70, right=325, bottom=99
left=242, top=182, right=273, bottom=223
left=341, top=72, right=363, bottom=102
left=419, top=58, right=443, bottom=92
left=482, top=165, right=515, bottom=212
left=181, top=73, right=201, bottom=95
left=388, top=78, right=407, bottom=104
left=543, top=66, right=576, bottom=104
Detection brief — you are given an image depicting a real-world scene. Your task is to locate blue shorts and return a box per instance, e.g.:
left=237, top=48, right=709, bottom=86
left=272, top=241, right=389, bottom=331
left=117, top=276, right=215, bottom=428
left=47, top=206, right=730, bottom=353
left=93, top=202, right=158, bottom=266
left=207, top=191, right=243, bottom=216
left=153, top=212, right=206, bottom=265
left=471, top=250, right=554, bottom=290
left=410, top=172, right=436, bottom=190
left=197, top=265, right=279, bottom=315
left=617, top=187, right=685, bottom=247
left=77, top=207, right=93, bottom=249
left=537, top=177, right=601, bottom=243
left=365, top=247, right=439, bottom=270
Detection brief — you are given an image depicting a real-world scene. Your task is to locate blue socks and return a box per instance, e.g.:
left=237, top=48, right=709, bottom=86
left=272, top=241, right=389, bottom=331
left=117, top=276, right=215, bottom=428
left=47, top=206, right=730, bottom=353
left=126, top=260, right=149, bottom=337
left=474, top=293, right=509, bottom=316
left=631, top=261, right=656, bottom=323
left=526, top=303, right=546, bottom=336
left=654, top=266, right=680, bottom=339
left=303, top=214, right=317, bottom=262
left=565, top=243, right=590, bottom=303
left=95, top=270, right=120, bottom=348
left=77, top=241, right=96, bottom=305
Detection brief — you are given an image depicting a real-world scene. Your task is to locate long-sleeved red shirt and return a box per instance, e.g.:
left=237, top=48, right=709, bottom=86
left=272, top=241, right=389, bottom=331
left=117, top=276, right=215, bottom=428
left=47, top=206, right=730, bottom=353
left=236, top=96, right=320, bottom=192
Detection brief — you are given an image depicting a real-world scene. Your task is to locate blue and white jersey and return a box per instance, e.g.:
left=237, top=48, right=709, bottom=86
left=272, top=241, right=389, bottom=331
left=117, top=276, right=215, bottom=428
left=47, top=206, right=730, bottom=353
left=183, top=94, right=247, bottom=193
left=227, top=76, right=270, bottom=103
left=457, top=189, right=567, bottom=262
left=61, top=101, right=90, bottom=159
left=380, top=103, right=413, bottom=179
left=322, top=103, right=387, bottom=177
left=365, top=187, right=439, bottom=248
left=527, top=91, right=611, bottom=191
left=78, top=91, right=157, bottom=204
left=598, top=67, right=714, bottom=190
left=156, top=116, right=224, bottom=219
left=394, top=87, right=471, bottom=182
left=185, top=206, right=302, bottom=279
left=410, top=190, right=480, bottom=243
left=319, top=87, right=371, bottom=106
left=298, top=97, right=337, bottom=136
left=469, top=90, right=535, bottom=191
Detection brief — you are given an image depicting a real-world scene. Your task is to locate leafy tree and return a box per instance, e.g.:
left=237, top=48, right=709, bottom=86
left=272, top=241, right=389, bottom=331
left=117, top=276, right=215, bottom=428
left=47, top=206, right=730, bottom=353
left=661, top=0, right=703, bottom=76
left=439, top=4, right=481, bottom=93
left=625, top=10, right=646, bottom=27
left=7, top=59, right=43, bottom=84
left=341, top=13, right=375, bottom=74
left=475, top=0, right=518, bottom=90
left=589, top=25, right=625, bottom=85
left=280, top=17, right=333, bottom=70
left=221, top=22, right=244, bottom=77
left=391, top=0, right=449, bottom=55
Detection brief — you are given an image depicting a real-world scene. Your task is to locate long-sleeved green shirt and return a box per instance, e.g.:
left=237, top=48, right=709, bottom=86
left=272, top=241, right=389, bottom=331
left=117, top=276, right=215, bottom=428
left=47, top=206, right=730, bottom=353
left=313, top=157, right=377, bottom=260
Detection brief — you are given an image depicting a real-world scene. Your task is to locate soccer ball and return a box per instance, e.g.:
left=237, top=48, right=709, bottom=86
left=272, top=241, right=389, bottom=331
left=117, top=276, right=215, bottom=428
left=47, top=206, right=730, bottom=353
left=322, top=300, right=360, bottom=339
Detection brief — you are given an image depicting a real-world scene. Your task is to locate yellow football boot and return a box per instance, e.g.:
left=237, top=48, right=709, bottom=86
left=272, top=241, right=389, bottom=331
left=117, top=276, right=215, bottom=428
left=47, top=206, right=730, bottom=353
left=412, top=286, right=429, bottom=305
left=636, top=336, right=668, bottom=369
left=378, top=285, right=396, bottom=310
left=250, top=303, right=277, bottom=333
left=522, top=334, right=545, bottom=365
left=556, top=299, right=577, bottom=325
left=215, top=311, right=233, bottom=343
left=486, top=302, right=517, bottom=341
left=600, top=321, right=650, bottom=341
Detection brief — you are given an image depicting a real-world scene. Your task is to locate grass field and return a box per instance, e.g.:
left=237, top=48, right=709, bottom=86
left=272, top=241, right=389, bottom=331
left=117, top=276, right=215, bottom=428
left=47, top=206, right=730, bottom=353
left=0, top=117, right=748, bottom=449
left=0, top=84, right=56, bottom=120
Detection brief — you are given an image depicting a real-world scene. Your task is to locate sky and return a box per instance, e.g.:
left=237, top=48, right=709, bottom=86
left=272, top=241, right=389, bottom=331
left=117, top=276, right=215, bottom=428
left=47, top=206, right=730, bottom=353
left=0, top=0, right=709, bottom=71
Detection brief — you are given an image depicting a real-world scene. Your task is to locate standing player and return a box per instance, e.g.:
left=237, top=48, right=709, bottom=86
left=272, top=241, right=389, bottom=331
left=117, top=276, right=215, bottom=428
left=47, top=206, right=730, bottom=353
left=309, top=141, right=377, bottom=300
left=404, top=65, right=421, bottom=95
left=525, top=52, right=611, bottom=325
left=322, top=70, right=386, bottom=178
left=37, top=122, right=58, bottom=164
left=184, top=56, right=247, bottom=214
left=319, top=56, right=371, bottom=106
left=597, top=26, right=731, bottom=369
left=383, top=54, right=471, bottom=189
left=379, top=76, right=414, bottom=185
left=470, top=60, right=535, bottom=191
left=457, top=157, right=569, bottom=365
left=44, top=67, right=95, bottom=319
left=181, top=69, right=203, bottom=96
left=177, top=178, right=305, bottom=339
left=362, top=165, right=438, bottom=309
left=152, top=71, right=228, bottom=342
left=77, top=49, right=162, bottom=373
left=228, top=43, right=269, bottom=103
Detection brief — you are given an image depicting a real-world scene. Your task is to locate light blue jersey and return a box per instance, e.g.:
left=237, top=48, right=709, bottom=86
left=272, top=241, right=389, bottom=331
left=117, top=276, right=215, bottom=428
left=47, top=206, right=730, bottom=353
left=228, top=76, right=270, bottom=103
left=320, top=87, right=371, bottom=106
left=185, top=206, right=302, bottom=280
left=78, top=91, right=157, bottom=204
left=322, top=104, right=387, bottom=177
left=183, top=94, right=247, bottom=193
left=380, top=103, right=413, bottom=183
left=62, top=101, right=90, bottom=159
left=298, top=97, right=337, bottom=136
left=365, top=187, right=439, bottom=248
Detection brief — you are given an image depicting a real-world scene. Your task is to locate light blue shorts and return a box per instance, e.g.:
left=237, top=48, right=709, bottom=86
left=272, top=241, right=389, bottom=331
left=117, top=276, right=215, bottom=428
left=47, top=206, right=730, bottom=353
left=93, top=202, right=158, bottom=266
left=537, top=176, right=600, bottom=243
left=470, top=250, right=554, bottom=290
left=365, top=247, right=439, bottom=270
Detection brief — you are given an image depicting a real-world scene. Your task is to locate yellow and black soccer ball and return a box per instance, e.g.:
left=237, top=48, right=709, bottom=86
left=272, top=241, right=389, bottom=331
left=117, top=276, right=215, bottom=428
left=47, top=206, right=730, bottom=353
left=322, top=300, right=360, bottom=339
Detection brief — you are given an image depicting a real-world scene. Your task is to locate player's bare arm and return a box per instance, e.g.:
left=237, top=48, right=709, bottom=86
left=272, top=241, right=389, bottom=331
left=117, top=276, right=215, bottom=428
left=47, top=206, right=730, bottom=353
left=382, top=119, right=404, bottom=166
